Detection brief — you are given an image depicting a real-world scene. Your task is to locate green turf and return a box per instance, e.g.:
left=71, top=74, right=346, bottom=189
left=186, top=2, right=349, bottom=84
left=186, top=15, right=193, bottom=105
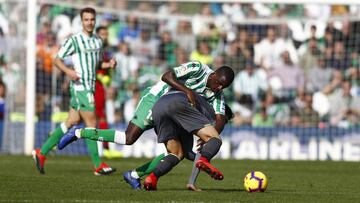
left=0, top=155, right=359, bottom=202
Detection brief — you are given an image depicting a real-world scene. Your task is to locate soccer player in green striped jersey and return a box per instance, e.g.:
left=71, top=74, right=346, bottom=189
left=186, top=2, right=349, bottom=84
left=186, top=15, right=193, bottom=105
left=61, top=61, right=234, bottom=189
left=32, top=7, right=117, bottom=175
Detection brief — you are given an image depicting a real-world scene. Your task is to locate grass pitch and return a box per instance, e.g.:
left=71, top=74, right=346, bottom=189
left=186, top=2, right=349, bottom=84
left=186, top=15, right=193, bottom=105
left=0, top=155, right=359, bottom=203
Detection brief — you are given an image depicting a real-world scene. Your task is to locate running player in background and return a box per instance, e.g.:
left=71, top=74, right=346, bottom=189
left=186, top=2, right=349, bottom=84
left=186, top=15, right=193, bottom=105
left=32, top=7, right=116, bottom=175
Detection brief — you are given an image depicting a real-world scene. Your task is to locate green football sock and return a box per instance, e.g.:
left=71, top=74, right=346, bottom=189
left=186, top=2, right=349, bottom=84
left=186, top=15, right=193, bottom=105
left=135, top=153, right=165, bottom=177
left=81, top=129, right=116, bottom=142
left=40, top=123, right=67, bottom=155
left=85, top=139, right=101, bottom=168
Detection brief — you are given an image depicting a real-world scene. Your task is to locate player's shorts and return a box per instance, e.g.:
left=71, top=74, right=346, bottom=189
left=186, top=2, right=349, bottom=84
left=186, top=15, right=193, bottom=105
left=152, top=91, right=213, bottom=143
left=70, top=87, right=95, bottom=112
left=130, top=88, right=159, bottom=130
left=94, top=81, right=106, bottom=118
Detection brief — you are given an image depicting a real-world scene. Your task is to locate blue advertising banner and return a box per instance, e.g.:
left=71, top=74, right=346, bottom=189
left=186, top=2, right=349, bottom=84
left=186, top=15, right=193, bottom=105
left=34, top=122, right=360, bottom=161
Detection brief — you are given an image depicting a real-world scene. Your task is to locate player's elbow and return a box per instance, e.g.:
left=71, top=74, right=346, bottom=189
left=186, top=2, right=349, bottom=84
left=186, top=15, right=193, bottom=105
left=161, top=70, right=173, bottom=83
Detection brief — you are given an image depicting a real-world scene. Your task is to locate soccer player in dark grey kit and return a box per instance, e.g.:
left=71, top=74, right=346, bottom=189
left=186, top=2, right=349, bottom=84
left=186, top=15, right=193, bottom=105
left=143, top=91, right=231, bottom=190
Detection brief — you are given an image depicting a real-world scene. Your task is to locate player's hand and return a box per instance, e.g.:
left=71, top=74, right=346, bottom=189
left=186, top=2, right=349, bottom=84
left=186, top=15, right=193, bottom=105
left=109, top=58, right=117, bottom=69
left=67, top=69, right=80, bottom=81
left=186, top=90, right=198, bottom=108
left=186, top=183, right=202, bottom=192
left=196, top=139, right=205, bottom=152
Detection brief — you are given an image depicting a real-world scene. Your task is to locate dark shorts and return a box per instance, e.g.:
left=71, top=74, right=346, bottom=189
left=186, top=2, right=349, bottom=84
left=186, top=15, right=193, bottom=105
left=152, top=91, right=213, bottom=143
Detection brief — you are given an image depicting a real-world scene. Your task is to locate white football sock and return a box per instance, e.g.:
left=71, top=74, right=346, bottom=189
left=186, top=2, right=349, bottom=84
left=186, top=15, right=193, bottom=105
left=131, top=170, right=140, bottom=179
left=60, top=122, right=68, bottom=133
left=74, top=129, right=82, bottom=138
left=114, top=131, right=126, bottom=145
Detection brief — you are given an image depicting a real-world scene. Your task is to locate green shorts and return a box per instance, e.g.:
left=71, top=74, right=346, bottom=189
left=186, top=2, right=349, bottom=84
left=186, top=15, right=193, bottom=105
left=131, top=89, right=159, bottom=130
left=70, top=88, right=95, bottom=112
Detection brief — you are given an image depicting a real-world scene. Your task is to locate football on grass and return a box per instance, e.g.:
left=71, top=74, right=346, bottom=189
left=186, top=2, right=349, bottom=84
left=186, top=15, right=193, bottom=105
left=243, top=171, right=268, bottom=192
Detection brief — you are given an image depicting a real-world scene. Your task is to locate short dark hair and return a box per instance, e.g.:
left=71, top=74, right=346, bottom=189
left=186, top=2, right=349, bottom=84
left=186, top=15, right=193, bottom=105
left=216, top=65, right=235, bottom=87
left=96, top=26, right=107, bottom=34
left=80, top=7, right=96, bottom=19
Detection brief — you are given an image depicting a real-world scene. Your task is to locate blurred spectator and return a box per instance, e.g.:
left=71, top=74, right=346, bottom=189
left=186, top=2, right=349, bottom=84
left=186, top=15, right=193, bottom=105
left=290, top=92, right=320, bottom=127
left=298, top=37, right=322, bottom=78
left=192, top=3, right=214, bottom=36
left=328, top=80, right=360, bottom=127
left=174, top=47, right=188, bottom=65
left=37, top=21, right=52, bottom=45
left=136, top=2, right=155, bottom=12
left=158, top=2, right=180, bottom=32
left=231, top=101, right=253, bottom=126
left=306, top=56, right=333, bottom=92
left=158, top=31, right=178, bottom=67
left=117, top=15, right=140, bottom=43
left=331, top=5, right=348, bottom=16
left=289, top=87, right=307, bottom=111
left=252, top=106, right=274, bottom=127
left=138, top=56, right=166, bottom=88
left=224, top=41, right=243, bottom=74
left=268, top=51, right=304, bottom=97
left=261, top=91, right=290, bottom=126
left=130, top=28, right=159, bottom=65
left=0, top=80, right=5, bottom=148
left=173, top=20, right=196, bottom=53
left=254, top=27, right=289, bottom=70
left=124, top=89, right=141, bottom=124
left=112, top=42, right=139, bottom=110
left=233, top=60, right=268, bottom=108
left=52, top=13, right=72, bottom=42
left=0, top=80, right=6, bottom=120
left=345, top=67, right=360, bottom=97
left=222, top=3, right=245, bottom=21
left=190, top=41, right=214, bottom=65
left=36, top=32, right=59, bottom=74
left=328, top=41, right=350, bottom=70
left=304, top=4, right=331, bottom=20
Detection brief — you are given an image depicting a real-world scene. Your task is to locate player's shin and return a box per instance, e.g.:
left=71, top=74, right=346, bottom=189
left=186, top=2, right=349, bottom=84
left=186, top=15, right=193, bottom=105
left=80, top=129, right=126, bottom=144
left=135, top=153, right=165, bottom=177
left=40, top=122, right=68, bottom=155
left=188, top=152, right=201, bottom=185
left=200, top=137, right=222, bottom=160
left=85, top=139, right=101, bottom=168
left=153, top=153, right=181, bottom=178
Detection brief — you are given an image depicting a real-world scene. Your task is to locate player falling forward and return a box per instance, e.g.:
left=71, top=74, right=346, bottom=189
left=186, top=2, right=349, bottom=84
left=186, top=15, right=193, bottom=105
left=32, top=7, right=116, bottom=175
left=143, top=91, right=227, bottom=190
left=59, top=61, right=234, bottom=183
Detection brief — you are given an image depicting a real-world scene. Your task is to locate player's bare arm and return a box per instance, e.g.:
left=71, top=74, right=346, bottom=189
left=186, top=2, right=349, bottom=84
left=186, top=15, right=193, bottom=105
left=214, top=114, right=227, bottom=134
left=101, top=58, right=117, bottom=69
left=53, top=57, right=79, bottom=81
left=162, top=70, right=198, bottom=107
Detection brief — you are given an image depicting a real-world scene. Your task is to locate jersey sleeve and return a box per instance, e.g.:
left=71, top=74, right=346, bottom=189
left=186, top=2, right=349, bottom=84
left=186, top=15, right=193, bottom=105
left=212, top=92, right=226, bottom=115
left=172, top=61, right=202, bottom=79
left=56, top=37, right=75, bottom=59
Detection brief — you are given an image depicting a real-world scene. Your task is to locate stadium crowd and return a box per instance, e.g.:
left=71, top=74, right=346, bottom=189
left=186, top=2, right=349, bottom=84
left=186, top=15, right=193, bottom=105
left=1, top=1, right=360, bottom=129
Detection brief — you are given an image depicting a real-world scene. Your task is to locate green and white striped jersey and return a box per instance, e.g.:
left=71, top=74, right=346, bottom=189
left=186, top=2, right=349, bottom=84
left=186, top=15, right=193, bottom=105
left=57, top=32, right=103, bottom=92
left=149, top=61, right=226, bottom=115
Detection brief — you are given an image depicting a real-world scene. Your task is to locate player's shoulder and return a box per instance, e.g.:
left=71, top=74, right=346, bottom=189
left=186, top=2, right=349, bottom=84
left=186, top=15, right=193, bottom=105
left=181, top=61, right=205, bottom=69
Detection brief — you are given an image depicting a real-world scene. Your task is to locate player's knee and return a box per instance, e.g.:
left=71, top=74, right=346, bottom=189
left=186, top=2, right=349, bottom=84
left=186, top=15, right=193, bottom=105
left=169, top=152, right=183, bottom=161
left=196, top=126, right=220, bottom=142
left=65, top=120, right=80, bottom=128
